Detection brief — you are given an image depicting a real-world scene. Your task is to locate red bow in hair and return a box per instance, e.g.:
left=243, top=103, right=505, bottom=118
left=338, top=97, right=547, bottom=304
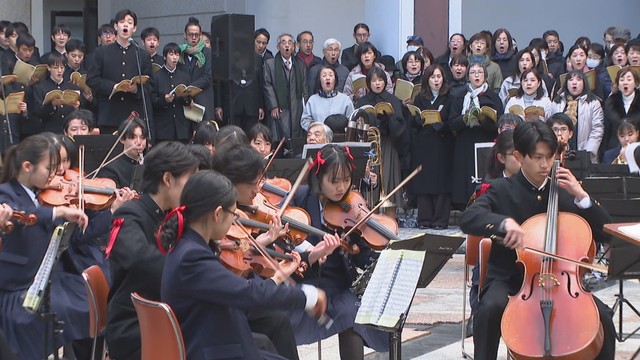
left=476, top=183, right=491, bottom=197
left=313, top=151, right=326, bottom=174
left=156, top=205, right=187, bottom=254
left=105, top=218, right=124, bottom=259
left=344, top=146, right=356, bottom=169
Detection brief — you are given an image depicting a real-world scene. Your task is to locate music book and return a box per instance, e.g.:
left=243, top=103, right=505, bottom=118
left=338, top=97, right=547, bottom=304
left=509, top=104, right=545, bottom=120
left=109, top=75, right=150, bottom=99
left=151, top=63, right=162, bottom=73
left=607, top=65, right=640, bottom=83
left=14, top=59, right=48, bottom=85
left=0, top=91, right=24, bottom=115
left=0, top=74, right=17, bottom=85
left=352, top=74, right=367, bottom=94
left=69, top=71, right=91, bottom=92
left=355, top=248, right=425, bottom=330
left=169, top=84, right=202, bottom=97
left=618, top=223, right=640, bottom=241
left=507, top=88, right=519, bottom=97
left=480, top=106, right=497, bottom=123
left=406, top=105, right=443, bottom=125
left=359, top=102, right=394, bottom=116
left=394, top=78, right=421, bottom=102
left=183, top=102, right=205, bottom=123
left=42, top=89, right=80, bottom=106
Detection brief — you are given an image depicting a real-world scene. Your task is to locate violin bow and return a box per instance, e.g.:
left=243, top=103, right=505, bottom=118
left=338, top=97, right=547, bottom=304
left=521, top=247, right=608, bottom=273
left=276, top=158, right=312, bottom=219
left=78, top=145, right=85, bottom=213
left=259, top=137, right=286, bottom=182
left=339, top=165, right=422, bottom=242
left=84, top=144, right=138, bottom=179
left=89, top=111, right=139, bottom=180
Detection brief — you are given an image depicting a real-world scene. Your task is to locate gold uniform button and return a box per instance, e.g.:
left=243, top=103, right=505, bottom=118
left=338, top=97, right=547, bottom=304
left=537, top=195, right=542, bottom=201
left=122, top=51, right=126, bottom=55
left=171, top=84, right=174, bottom=88
left=122, top=73, right=126, bottom=77
left=122, top=62, right=126, bottom=66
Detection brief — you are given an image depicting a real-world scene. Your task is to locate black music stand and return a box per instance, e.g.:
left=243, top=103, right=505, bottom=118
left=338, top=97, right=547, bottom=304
left=264, top=159, right=308, bottom=184
left=563, top=150, right=590, bottom=180
left=360, top=233, right=465, bottom=360
left=73, top=135, right=122, bottom=174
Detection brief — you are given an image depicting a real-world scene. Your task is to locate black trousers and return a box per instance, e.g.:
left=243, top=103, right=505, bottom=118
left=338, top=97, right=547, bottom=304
left=247, top=309, right=299, bottom=360
left=416, top=193, right=451, bottom=228
left=0, top=329, right=17, bottom=360
left=473, top=276, right=616, bottom=360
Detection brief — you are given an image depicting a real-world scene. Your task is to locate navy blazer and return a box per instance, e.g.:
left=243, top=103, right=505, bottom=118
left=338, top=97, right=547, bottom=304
left=161, top=229, right=307, bottom=360
left=0, top=180, right=56, bottom=291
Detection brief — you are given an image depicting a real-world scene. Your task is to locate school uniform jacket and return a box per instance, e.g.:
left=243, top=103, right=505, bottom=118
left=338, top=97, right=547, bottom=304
left=177, top=47, right=215, bottom=122
left=162, top=229, right=307, bottom=360
left=151, top=66, right=192, bottom=142
left=31, top=77, right=81, bottom=133
left=459, top=171, right=611, bottom=282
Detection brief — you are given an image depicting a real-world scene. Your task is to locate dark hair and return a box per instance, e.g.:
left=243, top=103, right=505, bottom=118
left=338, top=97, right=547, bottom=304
left=98, top=23, right=116, bottom=36
left=617, top=119, right=640, bottom=136
left=16, top=33, right=35, bottom=48
left=419, top=64, right=450, bottom=101
left=162, top=42, right=181, bottom=57
left=513, top=121, right=558, bottom=158
left=247, top=123, right=272, bottom=145
left=468, top=32, right=492, bottom=55
left=626, top=40, right=640, bottom=55
left=315, top=65, right=338, bottom=92
left=118, top=117, right=148, bottom=140
left=574, top=36, right=591, bottom=50
left=528, top=37, right=548, bottom=51
left=201, top=32, right=212, bottom=43
left=308, top=144, right=354, bottom=199
left=324, top=114, right=349, bottom=135
left=141, top=141, right=198, bottom=194
left=401, top=51, right=424, bottom=75
left=486, top=130, right=514, bottom=179
left=40, top=132, right=76, bottom=168
left=158, top=170, right=237, bottom=252
left=546, top=113, right=575, bottom=133
left=64, top=109, right=95, bottom=133
left=516, top=68, right=545, bottom=100
left=510, top=49, right=534, bottom=80
left=46, top=52, right=66, bottom=67
left=211, top=143, right=265, bottom=185
left=187, top=144, right=213, bottom=170
left=356, top=42, right=378, bottom=68
left=296, top=30, right=313, bottom=43
left=556, top=70, right=596, bottom=102
left=184, top=17, right=200, bottom=33
left=214, top=125, right=248, bottom=148
left=497, top=113, right=523, bottom=131
left=140, top=27, right=159, bottom=41
left=450, top=54, right=469, bottom=67
left=543, top=30, right=560, bottom=41
left=1, top=134, right=60, bottom=184
left=191, top=121, right=218, bottom=147
left=615, top=67, right=640, bottom=88
left=0, top=21, right=11, bottom=33
left=51, top=24, right=71, bottom=37
left=365, top=66, right=388, bottom=93
left=492, top=28, right=513, bottom=55
left=12, top=22, right=29, bottom=36
left=114, top=9, right=137, bottom=26
left=353, top=23, right=370, bottom=34
left=589, top=43, right=605, bottom=59
left=65, top=39, right=85, bottom=54
left=420, top=47, right=435, bottom=66
left=255, top=28, right=270, bottom=41
left=444, top=33, right=466, bottom=58
left=567, top=45, right=587, bottom=65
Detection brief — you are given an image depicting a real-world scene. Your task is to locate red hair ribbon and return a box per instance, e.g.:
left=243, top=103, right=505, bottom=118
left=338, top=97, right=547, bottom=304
left=313, top=151, right=326, bottom=174
left=344, top=146, right=356, bottom=169
left=156, top=205, right=187, bottom=254
left=476, top=183, right=491, bottom=197
left=105, top=218, right=124, bottom=259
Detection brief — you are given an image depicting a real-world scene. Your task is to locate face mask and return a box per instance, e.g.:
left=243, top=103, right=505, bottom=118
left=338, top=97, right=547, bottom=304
left=586, top=58, right=601, bottom=68
left=407, top=45, right=419, bottom=52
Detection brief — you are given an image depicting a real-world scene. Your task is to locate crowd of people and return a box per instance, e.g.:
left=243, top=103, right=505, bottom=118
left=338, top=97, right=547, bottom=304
left=0, top=7, right=636, bottom=359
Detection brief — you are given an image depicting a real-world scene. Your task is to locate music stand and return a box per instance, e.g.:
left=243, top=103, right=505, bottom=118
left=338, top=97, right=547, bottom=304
left=474, top=142, right=494, bottom=183
left=264, top=159, right=308, bottom=184
left=603, top=223, right=640, bottom=346
left=359, top=233, right=465, bottom=360
left=563, top=150, right=590, bottom=180
left=73, top=135, right=122, bottom=174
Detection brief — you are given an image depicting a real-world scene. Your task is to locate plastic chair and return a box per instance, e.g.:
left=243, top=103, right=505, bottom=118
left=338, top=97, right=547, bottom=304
left=461, top=235, right=493, bottom=359
left=130, top=292, right=186, bottom=360
left=82, top=265, right=109, bottom=360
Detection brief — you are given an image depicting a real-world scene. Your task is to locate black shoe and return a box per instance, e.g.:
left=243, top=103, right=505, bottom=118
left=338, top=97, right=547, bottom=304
left=465, top=315, right=474, bottom=338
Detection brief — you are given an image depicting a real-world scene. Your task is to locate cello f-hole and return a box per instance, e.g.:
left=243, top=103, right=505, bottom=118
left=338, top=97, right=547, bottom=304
left=561, top=271, right=580, bottom=298
left=521, top=273, right=539, bottom=301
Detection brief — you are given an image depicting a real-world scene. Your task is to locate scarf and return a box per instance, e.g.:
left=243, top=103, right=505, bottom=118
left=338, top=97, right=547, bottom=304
left=318, top=89, right=338, bottom=98
left=296, top=52, right=314, bottom=68
left=179, top=39, right=206, bottom=67
left=274, top=54, right=304, bottom=110
left=468, top=54, right=488, bottom=64
left=462, top=82, right=488, bottom=115
left=405, top=71, right=421, bottom=82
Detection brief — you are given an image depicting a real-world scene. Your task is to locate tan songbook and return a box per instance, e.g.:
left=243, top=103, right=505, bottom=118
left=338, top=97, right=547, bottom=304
left=420, top=110, right=442, bottom=125
left=394, top=79, right=421, bottom=102
left=42, top=89, right=81, bottom=106
left=507, top=88, right=519, bottom=97
left=183, top=102, right=205, bottom=123
left=109, top=75, right=149, bottom=99
left=509, top=104, right=544, bottom=120
left=407, top=104, right=420, bottom=116
left=559, top=69, right=596, bottom=91
left=151, top=63, right=162, bottom=73
left=14, top=59, right=48, bottom=85
left=352, top=74, right=367, bottom=94
left=169, top=84, right=202, bottom=98
left=607, top=65, right=640, bottom=83
left=0, top=91, right=24, bottom=115
left=480, top=106, right=498, bottom=123
left=69, top=72, right=91, bottom=92
left=1, top=75, right=17, bottom=85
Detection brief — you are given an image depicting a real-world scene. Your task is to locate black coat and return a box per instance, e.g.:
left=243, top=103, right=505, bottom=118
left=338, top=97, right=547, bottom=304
left=219, top=54, right=264, bottom=121
left=31, top=77, right=81, bottom=133
left=151, top=67, right=192, bottom=142
left=408, top=93, right=454, bottom=195
left=355, top=91, right=410, bottom=159
left=545, top=51, right=565, bottom=80
left=0, top=81, right=27, bottom=148
left=86, top=42, right=153, bottom=129
left=449, top=88, right=502, bottom=206
left=491, top=50, right=516, bottom=79
left=177, top=47, right=215, bottom=122
left=97, top=154, right=142, bottom=190
left=603, top=89, right=640, bottom=151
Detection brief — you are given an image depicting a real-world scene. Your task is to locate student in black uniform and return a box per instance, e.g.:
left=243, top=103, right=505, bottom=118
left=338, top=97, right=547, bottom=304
left=151, top=42, right=191, bottom=143
left=105, top=141, right=198, bottom=360
left=40, top=24, right=71, bottom=64
left=191, top=120, right=218, bottom=155
left=160, top=170, right=327, bottom=360
left=98, top=116, right=147, bottom=190
left=459, top=121, right=616, bottom=360
left=87, top=9, right=153, bottom=136
left=0, top=58, right=28, bottom=149
left=32, top=52, right=81, bottom=133
left=140, top=27, right=163, bottom=66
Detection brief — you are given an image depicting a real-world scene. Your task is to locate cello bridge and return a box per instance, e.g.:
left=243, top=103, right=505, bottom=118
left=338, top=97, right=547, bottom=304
left=538, top=273, right=559, bottom=288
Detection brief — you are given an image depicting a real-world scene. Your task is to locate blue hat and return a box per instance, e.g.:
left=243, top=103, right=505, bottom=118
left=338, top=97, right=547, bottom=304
left=407, top=35, right=424, bottom=46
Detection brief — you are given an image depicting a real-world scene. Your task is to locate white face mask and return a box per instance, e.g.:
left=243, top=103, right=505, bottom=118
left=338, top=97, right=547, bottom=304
left=407, top=45, right=419, bottom=52
left=586, top=58, right=601, bottom=69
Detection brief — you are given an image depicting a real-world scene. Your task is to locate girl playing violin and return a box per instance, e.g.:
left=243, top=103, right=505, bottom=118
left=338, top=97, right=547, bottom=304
left=159, top=170, right=327, bottom=360
left=0, top=134, right=88, bottom=359
left=286, top=144, right=389, bottom=359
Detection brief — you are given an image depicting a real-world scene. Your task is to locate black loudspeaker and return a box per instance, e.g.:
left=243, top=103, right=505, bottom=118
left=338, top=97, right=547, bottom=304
left=210, top=14, right=255, bottom=80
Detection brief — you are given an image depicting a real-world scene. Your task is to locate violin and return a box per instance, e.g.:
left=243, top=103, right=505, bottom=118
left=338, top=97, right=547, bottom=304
left=0, top=211, right=38, bottom=252
left=324, top=191, right=399, bottom=250
left=38, top=169, right=118, bottom=211
left=501, top=141, right=603, bottom=359
left=260, top=177, right=291, bottom=206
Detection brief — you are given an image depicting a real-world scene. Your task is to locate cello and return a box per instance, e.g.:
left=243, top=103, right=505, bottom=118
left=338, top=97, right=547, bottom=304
left=501, top=153, right=603, bottom=359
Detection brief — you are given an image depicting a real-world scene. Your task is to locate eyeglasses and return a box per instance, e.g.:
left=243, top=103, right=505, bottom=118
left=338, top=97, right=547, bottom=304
left=186, top=32, right=201, bottom=38
left=552, top=127, right=570, bottom=134
left=223, top=208, right=239, bottom=221
left=469, top=71, right=484, bottom=76
left=101, top=32, right=115, bottom=37
left=450, top=39, right=463, bottom=44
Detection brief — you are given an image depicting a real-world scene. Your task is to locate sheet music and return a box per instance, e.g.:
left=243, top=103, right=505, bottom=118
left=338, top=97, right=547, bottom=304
left=619, top=223, right=640, bottom=241
left=355, top=249, right=424, bottom=329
